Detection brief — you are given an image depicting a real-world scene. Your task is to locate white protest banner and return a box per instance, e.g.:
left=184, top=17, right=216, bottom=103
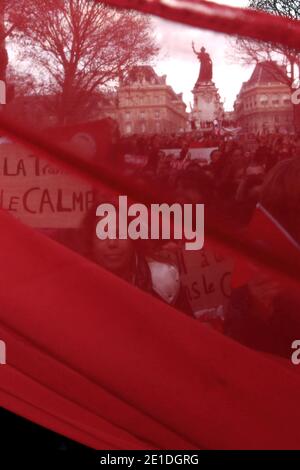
left=0, top=143, right=94, bottom=228
left=161, top=147, right=218, bottom=164
left=123, top=154, right=148, bottom=168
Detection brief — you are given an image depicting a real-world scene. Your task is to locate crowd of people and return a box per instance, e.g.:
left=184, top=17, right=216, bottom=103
left=26, top=123, right=300, bottom=362
left=67, top=128, right=300, bottom=361
left=116, top=130, right=300, bottom=225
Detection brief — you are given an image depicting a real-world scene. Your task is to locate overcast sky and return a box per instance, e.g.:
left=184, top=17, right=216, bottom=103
left=8, top=0, right=253, bottom=112
left=152, top=0, right=252, bottom=111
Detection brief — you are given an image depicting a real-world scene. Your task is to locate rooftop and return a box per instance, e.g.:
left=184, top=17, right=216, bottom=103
left=247, top=61, right=288, bottom=85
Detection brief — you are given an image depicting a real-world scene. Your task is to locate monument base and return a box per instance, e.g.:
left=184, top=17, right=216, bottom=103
left=191, top=80, right=224, bottom=129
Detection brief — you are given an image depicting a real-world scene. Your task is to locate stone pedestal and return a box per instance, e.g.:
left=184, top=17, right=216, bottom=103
left=191, top=80, right=224, bottom=129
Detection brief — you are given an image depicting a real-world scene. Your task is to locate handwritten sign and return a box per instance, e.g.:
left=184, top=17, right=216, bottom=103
left=177, top=249, right=233, bottom=317
left=0, top=143, right=94, bottom=228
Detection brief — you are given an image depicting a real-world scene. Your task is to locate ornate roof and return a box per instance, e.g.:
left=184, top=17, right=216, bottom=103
left=122, top=66, right=166, bottom=86
left=248, top=61, right=287, bottom=85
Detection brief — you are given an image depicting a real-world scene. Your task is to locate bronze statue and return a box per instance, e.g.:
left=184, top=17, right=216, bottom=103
left=192, top=43, right=213, bottom=83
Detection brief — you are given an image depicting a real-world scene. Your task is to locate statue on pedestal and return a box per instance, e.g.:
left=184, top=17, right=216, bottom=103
left=191, top=44, right=223, bottom=126
left=192, top=43, right=213, bottom=83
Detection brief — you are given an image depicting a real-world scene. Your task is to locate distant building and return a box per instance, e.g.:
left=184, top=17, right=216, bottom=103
left=223, top=111, right=237, bottom=127
left=5, top=93, right=107, bottom=127
left=92, top=92, right=118, bottom=123
left=116, top=66, right=188, bottom=135
left=4, top=66, right=188, bottom=136
left=4, top=95, right=57, bottom=128
left=234, top=61, right=294, bottom=134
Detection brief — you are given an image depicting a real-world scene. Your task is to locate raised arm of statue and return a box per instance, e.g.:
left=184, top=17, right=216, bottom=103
left=192, top=41, right=199, bottom=57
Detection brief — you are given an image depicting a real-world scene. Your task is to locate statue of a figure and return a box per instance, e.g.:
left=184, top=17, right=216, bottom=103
left=192, top=43, right=213, bottom=83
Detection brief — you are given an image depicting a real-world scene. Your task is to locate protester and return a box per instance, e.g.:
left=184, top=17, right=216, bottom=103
left=48, top=124, right=300, bottom=351
left=225, top=157, right=300, bottom=358
left=81, top=202, right=192, bottom=314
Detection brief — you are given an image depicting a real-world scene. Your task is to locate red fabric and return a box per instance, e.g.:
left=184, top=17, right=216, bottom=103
left=1, top=210, right=300, bottom=449
left=0, top=0, right=300, bottom=451
left=100, top=0, right=300, bottom=50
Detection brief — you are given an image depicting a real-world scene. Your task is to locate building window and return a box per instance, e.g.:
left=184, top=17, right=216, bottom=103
left=140, top=111, right=145, bottom=119
left=154, top=110, right=160, bottom=119
left=260, top=95, right=268, bottom=105
left=125, top=123, right=132, bottom=134
left=125, top=112, right=131, bottom=120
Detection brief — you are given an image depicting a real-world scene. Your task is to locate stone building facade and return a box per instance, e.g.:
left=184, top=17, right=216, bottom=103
left=234, top=61, right=294, bottom=134
left=115, top=66, right=187, bottom=135
left=6, top=66, right=188, bottom=136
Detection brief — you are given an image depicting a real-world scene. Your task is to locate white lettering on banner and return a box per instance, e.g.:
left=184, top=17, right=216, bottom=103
left=0, top=143, right=94, bottom=228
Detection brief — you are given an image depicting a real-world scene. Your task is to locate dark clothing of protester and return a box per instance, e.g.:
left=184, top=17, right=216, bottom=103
left=225, top=286, right=300, bottom=359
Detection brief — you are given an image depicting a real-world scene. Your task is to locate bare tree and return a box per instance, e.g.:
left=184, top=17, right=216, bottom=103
left=248, top=0, right=300, bottom=19
left=13, top=0, right=159, bottom=124
left=0, top=1, right=59, bottom=88
left=231, top=0, right=300, bottom=87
